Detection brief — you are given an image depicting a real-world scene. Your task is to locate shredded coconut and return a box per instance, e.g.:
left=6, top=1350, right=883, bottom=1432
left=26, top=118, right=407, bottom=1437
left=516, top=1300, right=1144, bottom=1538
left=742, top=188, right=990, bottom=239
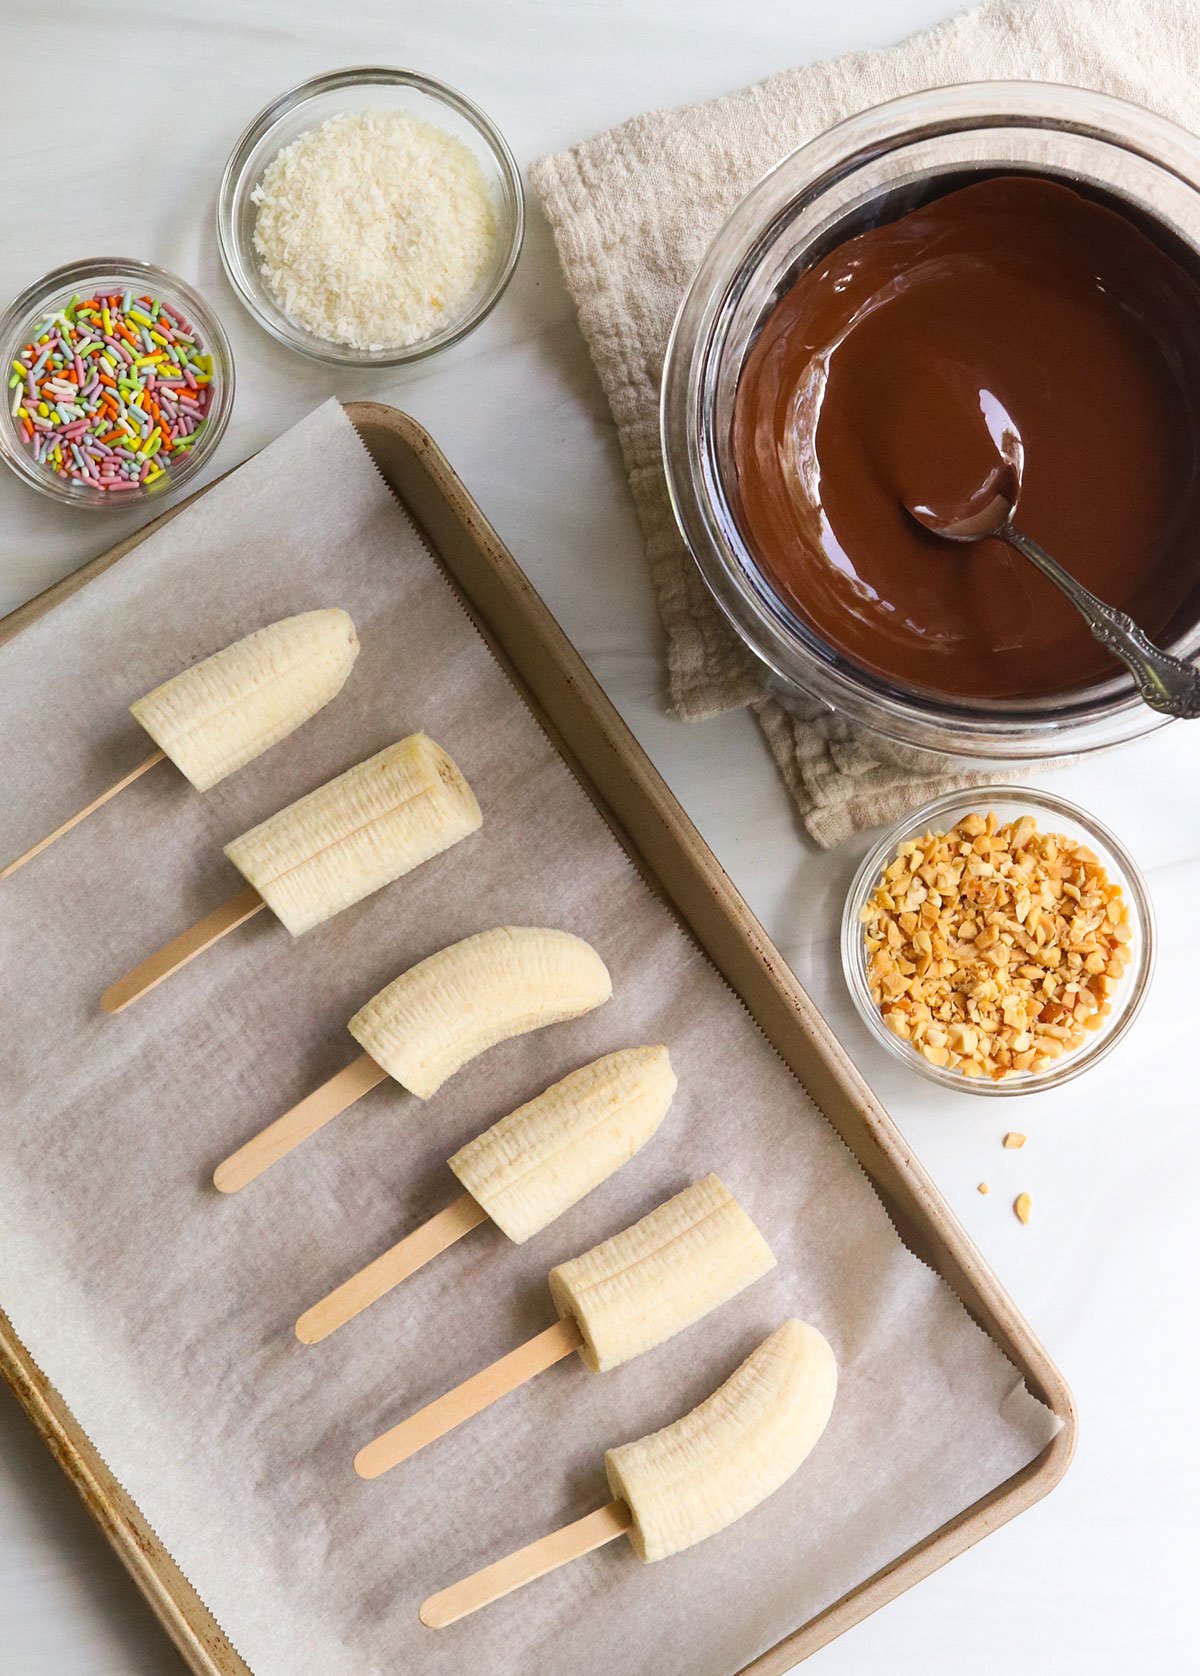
left=251, top=108, right=498, bottom=351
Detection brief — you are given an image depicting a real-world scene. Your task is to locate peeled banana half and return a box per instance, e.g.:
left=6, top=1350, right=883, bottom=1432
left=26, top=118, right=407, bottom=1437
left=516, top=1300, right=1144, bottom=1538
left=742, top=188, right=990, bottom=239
left=349, top=926, right=613, bottom=1100
left=449, top=1046, right=677, bottom=1243
left=224, top=732, right=481, bottom=936
left=131, top=609, right=358, bottom=791
left=549, top=1173, right=776, bottom=1373
left=605, top=1319, right=837, bottom=1562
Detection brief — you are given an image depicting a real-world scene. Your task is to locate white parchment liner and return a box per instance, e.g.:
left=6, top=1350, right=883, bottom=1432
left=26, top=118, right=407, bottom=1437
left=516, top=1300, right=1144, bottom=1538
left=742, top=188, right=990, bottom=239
left=0, top=402, right=1059, bottom=1676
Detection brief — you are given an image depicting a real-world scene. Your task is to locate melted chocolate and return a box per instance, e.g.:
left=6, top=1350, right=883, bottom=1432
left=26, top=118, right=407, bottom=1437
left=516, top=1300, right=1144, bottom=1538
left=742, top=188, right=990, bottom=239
left=731, top=175, right=1200, bottom=700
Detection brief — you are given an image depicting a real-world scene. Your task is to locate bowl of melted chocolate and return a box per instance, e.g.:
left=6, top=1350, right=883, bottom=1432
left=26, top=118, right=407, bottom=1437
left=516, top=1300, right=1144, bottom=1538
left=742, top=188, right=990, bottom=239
left=662, top=83, right=1200, bottom=759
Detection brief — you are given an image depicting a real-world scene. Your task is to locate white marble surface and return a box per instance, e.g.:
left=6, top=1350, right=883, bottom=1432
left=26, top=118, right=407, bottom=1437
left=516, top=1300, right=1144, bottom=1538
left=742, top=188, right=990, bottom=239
left=1, top=2, right=1196, bottom=1671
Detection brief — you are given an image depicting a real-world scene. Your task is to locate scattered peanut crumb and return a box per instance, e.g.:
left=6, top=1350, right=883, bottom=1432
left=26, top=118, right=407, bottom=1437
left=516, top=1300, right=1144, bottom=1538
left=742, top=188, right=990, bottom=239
left=977, top=1182, right=990, bottom=1195
left=860, top=810, right=1130, bottom=1080
left=1003, top=1132, right=1027, bottom=1149
left=1013, top=1192, right=1032, bottom=1225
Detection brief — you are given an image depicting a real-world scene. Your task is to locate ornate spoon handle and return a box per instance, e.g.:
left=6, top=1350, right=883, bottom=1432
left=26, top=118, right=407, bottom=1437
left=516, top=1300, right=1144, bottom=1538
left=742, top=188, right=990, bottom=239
left=1006, top=528, right=1200, bottom=719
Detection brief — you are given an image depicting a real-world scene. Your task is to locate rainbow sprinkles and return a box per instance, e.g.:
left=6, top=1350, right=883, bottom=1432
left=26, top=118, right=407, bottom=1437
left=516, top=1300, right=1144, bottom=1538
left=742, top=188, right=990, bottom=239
left=7, top=289, right=215, bottom=490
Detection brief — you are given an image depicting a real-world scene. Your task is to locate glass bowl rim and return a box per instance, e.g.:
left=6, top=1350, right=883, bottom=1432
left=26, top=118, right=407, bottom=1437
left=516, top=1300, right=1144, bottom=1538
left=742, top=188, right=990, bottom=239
left=0, top=255, right=234, bottom=508
left=215, top=65, right=526, bottom=367
left=839, top=781, right=1156, bottom=1096
left=661, top=79, right=1200, bottom=758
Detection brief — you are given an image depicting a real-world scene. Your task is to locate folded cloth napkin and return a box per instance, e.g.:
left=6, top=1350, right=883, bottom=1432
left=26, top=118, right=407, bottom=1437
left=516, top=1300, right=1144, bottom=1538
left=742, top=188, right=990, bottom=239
left=532, top=0, right=1198, bottom=846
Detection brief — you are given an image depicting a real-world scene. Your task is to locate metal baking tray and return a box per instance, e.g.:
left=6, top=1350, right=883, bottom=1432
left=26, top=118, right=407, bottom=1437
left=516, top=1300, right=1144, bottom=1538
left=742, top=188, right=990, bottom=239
left=0, top=402, right=1075, bottom=1673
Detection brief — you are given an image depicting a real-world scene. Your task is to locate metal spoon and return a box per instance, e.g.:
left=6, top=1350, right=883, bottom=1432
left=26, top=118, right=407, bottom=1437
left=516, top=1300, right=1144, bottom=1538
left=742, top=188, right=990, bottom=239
left=907, top=425, right=1200, bottom=720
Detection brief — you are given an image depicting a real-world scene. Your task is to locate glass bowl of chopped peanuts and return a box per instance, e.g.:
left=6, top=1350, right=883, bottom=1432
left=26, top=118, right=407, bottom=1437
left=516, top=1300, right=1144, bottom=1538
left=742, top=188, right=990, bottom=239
left=841, top=786, right=1154, bottom=1094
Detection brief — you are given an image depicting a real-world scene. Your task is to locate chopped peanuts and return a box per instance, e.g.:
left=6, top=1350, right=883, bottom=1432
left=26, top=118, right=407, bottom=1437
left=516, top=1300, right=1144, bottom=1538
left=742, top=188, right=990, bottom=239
left=977, top=1182, right=990, bottom=1195
left=1013, top=1192, right=1033, bottom=1225
left=861, top=811, right=1131, bottom=1080
left=1003, top=1132, right=1028, bottom=1149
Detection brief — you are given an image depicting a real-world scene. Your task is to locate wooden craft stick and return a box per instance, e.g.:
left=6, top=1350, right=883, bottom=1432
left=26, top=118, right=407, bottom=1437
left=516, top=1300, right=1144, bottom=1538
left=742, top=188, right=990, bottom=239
left=100, top=883, right=265, bottom=1015
left=296, top=1192, right=489, bottom=1344
left=354, top=1315, right=584, bottom=1480
left=213, top=1051, right=388, bottom=1194
left=3, top=748, right=166, bottom=881
left=420, top=1501, right=632, bottom=1628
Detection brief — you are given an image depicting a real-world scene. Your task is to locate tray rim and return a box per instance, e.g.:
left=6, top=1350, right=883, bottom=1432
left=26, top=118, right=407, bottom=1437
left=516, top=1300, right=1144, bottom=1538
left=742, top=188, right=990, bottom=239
left=0, top=400, right=1076, bottom=1676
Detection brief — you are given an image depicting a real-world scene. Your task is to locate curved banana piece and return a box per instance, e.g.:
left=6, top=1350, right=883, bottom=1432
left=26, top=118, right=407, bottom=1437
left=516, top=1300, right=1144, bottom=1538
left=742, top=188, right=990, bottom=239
left=350, top=926, right=612, bottom=1100
left=225, top=732, right=480, bottom=936
left=605, top=1319, right=837, bottom=1562
left=548, top=1173, right=775, bottom=1372
left=131, top=609, right=358, bottom=791
left=417, top=1318, right=836, bottom=1627
left=448, top=1046, right=677, bottom=1243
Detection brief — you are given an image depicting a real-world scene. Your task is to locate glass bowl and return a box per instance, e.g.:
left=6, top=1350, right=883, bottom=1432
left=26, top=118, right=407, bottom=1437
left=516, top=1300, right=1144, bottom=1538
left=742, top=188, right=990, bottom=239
left=217, top=67, right=525, bottom=367
left=840, top=785, right=1155, bottom=1096
left=662, top=82, right=1200, bottom=762
left=0, top=258, right=233, bottom=509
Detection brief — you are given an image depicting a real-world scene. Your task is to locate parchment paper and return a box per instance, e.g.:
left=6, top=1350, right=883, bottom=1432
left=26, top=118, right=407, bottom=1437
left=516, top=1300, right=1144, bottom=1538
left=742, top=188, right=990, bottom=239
left=0, top=402, right=1059, bottom=1676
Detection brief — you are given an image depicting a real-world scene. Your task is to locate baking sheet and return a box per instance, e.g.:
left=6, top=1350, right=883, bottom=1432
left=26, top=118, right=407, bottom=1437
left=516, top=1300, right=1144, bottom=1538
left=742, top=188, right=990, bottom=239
left=0, top=401, right=1059, bottom=1676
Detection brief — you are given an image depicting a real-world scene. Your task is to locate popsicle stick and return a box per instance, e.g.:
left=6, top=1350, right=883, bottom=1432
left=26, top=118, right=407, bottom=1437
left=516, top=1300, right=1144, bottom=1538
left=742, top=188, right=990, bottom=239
left=3, top=748, right=166, bottom=881
left=296, top=1192, right=488, bottom=1345
left=100, top=882, right=265, bottom=1015
left=355, top=1315, right=585, bottom=1480
left=420, top=1500, right=632, bottom=1628
left=213, top=1051, right=388, bottom=1194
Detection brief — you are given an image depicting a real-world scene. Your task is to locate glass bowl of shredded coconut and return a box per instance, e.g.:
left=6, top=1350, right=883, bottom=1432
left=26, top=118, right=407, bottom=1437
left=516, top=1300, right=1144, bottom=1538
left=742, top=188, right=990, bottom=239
left=217, top=68, right=524, bottom=364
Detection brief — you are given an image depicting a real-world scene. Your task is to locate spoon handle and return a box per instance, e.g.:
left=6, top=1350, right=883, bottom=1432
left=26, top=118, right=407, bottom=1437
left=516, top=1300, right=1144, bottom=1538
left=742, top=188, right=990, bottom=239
left=1006, top=528, right=1200, bottom=719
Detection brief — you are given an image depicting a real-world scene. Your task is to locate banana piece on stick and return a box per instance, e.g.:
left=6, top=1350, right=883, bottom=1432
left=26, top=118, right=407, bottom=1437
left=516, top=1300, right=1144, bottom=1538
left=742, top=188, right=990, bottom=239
left=295, top=1047, right=676, bottom=1343
left=607, top=1318, right=837, bottom=1560
left=101, top=733, right=480, bottom=1013
left=226, top=731, right=480, bottom=936
left=132, top=608, right=359, bottom=791
left=548, top=1173, right=775, bottom=1372
left=349, top=925, right=611, bottom=1100
left=449, top=1045, right=678, bottom=1243
left=352, top=1174, right=774, bottom=1478
left=214, top=927, right=612, bottom=1194
left=420, top=1319, right=837, bottom=1627
left=5, top=609, right=358, bottom=880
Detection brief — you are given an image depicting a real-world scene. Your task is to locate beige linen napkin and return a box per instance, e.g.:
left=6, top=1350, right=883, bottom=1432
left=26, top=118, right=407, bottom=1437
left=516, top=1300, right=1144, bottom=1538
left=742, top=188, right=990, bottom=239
left=532, top=0, right=1199, bottom=846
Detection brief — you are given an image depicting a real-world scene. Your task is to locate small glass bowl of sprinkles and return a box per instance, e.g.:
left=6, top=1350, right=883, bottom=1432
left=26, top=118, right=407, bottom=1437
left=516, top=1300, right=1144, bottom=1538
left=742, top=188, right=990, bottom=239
left=0, top=259, right=232, bottom=507
left=841, top=786, right=1155, bottom=1096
